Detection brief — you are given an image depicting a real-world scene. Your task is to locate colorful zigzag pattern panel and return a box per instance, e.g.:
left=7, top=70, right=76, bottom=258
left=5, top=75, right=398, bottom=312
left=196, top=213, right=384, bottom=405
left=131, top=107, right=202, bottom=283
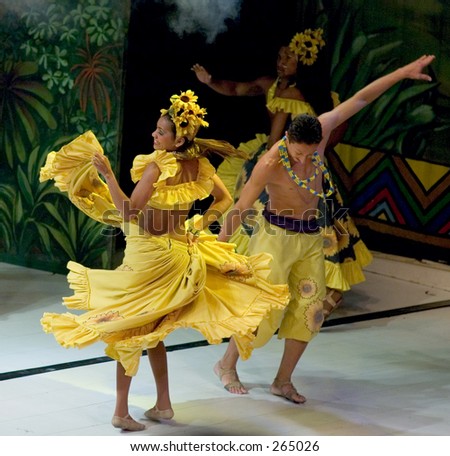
left=328, top=144, right=450, bottom=248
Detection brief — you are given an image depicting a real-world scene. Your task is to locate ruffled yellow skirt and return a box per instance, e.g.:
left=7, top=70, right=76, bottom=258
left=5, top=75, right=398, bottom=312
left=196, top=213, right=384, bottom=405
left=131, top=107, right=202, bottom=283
left=40, top=132, right=290, bottom=376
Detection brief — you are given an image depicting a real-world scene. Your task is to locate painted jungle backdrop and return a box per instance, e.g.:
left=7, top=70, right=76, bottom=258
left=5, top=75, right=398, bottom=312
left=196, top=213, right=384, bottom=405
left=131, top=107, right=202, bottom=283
left=1, top=0, right=449, bottom=273
left=0, top=0, right=129, bottom=272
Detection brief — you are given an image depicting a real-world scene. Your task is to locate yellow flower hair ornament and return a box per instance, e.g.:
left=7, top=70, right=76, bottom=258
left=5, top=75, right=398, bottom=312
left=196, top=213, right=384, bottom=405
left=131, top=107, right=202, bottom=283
left=289, top=28, right=325, bottom=66
left=160, top=90, right=209, bottom=140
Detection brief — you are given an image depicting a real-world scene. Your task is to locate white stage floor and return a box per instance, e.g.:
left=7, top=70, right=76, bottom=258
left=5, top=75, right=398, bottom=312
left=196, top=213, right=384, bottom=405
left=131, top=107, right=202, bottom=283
left=1, top=253, right=449, bottom=443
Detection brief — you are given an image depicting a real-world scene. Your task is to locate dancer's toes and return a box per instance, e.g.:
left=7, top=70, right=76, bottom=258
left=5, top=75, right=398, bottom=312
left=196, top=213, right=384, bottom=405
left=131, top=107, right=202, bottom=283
left=112, top=414, right=146, bottom=431
left=270, top=380, right=306, bottom=404
left=214, top=361, right=248, bottom=394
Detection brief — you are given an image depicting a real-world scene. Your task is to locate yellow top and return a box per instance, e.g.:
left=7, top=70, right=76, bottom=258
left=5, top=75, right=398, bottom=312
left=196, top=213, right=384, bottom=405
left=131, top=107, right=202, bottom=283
left=130, top=150, right=216, bottom=210
left=265, top=79, right=340, bottom=116
left=39, top=131, right=217, bottom=224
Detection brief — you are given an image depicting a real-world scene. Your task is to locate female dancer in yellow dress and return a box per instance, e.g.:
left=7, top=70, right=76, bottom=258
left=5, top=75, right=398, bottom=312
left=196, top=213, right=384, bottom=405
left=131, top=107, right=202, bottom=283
left=193, top=28, right=373, bottom=319
left=40, top=90, right=289, bottom=431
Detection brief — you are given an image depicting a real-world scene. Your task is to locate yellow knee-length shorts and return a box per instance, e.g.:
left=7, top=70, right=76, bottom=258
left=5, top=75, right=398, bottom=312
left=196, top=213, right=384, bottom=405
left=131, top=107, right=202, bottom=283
left=247, top=216, right=326, bottom=348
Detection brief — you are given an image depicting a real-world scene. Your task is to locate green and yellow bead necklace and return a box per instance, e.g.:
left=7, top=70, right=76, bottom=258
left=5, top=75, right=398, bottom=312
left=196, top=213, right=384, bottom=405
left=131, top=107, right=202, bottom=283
left=278, top=136, right=334, bottom=199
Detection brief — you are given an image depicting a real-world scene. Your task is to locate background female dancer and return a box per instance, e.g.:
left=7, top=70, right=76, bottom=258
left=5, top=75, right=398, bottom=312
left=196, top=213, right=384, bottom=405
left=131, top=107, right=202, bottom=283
left=193, top=28, right=372, bottom=317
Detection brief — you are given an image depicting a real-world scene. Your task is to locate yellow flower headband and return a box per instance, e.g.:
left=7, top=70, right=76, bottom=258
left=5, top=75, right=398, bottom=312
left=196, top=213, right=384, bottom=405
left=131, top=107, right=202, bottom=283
left=160, top=90, right=209, bottom=140
left=289, top=28, right=325, bottom=66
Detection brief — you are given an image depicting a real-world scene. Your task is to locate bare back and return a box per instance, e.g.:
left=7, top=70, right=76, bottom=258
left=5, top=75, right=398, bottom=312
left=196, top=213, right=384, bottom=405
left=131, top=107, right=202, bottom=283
left=140, top=159, right=199, bottom=239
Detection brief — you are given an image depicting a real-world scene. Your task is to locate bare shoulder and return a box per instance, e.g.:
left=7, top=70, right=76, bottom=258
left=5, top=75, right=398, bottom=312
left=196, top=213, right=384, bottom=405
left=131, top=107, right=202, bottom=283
left=278, top=85, right=303, bottom=100
left=253, top=147, right=281, bottom=179
left=255, top=75, right=276, bottom=92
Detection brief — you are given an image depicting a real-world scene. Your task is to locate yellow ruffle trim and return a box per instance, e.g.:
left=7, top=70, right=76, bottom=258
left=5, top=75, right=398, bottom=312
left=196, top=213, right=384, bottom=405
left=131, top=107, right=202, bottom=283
left=39, top=130, right=104, bottom=191
left=325, top=241, right=373, bottom=291
left=105, top=285, right=288, bottom=377
left=39, top=131, right=122, bottom=225
left=324, top=261, right=350, bottom=292
left=216, top=133, right=268, bottom=198
left=42, top=232, right=290, bottom=377
left=130, top=150, right=178, bottom=183
left=237, top=133, right=268, bottom=159
left=216, top=155, right=247, bottom=196
left=131, top=151, right=215, bottom=209
left=266, top=91, right=340, bottom=117
left=266, top=97, right=315, bottom=117
left=62, top=261, right=92, bottom=310
left=41, top=312, right=101, bottom=350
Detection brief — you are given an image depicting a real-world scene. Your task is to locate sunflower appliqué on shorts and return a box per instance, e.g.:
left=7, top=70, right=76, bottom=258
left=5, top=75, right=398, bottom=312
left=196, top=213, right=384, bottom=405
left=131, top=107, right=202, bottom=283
left=304, top=299, right=324, bottom=334
left=297, top=278, right=318, bottom=299
left=297, top=278, right=323, bottom=333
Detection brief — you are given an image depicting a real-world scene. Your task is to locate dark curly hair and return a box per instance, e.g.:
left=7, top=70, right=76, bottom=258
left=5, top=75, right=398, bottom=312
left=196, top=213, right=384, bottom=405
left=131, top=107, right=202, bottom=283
left=287, top=114, right=323, bottom=144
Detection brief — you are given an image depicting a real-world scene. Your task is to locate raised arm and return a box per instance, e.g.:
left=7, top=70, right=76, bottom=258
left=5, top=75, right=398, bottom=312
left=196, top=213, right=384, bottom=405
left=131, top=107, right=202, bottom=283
left=93, top=153, right=160, bottom=220
left=191, top=63, right=273, bottom=96
left=267, top=110, right=290, bottom=149
left=318, top=54, right=435, bottom=150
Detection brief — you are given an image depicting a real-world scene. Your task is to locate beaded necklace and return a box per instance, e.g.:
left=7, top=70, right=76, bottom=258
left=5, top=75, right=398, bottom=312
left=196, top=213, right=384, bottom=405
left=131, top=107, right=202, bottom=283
left=278, top=136, right=334, bottom=199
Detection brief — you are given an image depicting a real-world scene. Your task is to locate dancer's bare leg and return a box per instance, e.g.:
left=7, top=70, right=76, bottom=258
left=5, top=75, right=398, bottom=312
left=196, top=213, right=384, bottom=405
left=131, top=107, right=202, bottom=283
left=147, top=342, right=172, bottom=411
left=114, top=361, right=133, bottom=418
left=270, top=338, right=307, bottom=404
left=214, top=337, right=248, bottom=394
left=111, top=362, right=145, bottom=430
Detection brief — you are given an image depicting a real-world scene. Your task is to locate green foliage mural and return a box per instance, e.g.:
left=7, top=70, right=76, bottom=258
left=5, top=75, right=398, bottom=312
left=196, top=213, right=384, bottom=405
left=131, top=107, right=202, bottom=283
left=316, top=0, right=450, bottom=161
left=312, top=0, right=450, bottom=258
left=0, top=0, right=130, bottom=272
left=1, top=0, right=449, bottom=271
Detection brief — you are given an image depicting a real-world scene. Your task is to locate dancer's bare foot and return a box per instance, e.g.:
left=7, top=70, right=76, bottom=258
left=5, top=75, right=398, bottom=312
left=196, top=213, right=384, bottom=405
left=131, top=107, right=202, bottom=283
left=270, top=379, right=306, bottom=404
left=323, top=288, right=343, bottom=320
left=144, top=406, right=174, bottom=421
left=214, top=361, right=248, bottom=394
left=111, top=414, right=146, bottom=431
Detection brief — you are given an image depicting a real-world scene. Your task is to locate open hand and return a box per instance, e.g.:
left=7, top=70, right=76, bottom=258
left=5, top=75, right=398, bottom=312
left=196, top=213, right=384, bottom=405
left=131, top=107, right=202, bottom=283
left=92, top=152, right=113, bottom=179
left=191, top=63, right=212, bottom=84
left=403, top=54, right=435, bottom=82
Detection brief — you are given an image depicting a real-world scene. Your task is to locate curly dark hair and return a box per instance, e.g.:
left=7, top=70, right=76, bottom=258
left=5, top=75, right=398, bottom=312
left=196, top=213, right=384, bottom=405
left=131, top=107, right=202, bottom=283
left=287, top=114, right=323, bottom=144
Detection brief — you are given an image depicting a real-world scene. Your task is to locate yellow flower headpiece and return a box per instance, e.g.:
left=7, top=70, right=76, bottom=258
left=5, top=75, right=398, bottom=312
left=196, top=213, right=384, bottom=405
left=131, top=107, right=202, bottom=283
left=160, top=90, right=209, bottom=140
left=289, top=28, right=325, bottom=66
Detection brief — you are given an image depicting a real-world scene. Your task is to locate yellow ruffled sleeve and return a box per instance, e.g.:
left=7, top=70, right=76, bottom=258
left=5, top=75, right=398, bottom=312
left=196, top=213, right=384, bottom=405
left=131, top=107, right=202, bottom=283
left=152, top=156, right=215, bottom=209
left=131, top=151, right=215, bottom=209
left=130, top=150, right=178, bottom=184
left=266, top=97, right=316, bottom=117
left=38, top=130, right=121, bottom=226
left=266, top=92, right=340, bottom=118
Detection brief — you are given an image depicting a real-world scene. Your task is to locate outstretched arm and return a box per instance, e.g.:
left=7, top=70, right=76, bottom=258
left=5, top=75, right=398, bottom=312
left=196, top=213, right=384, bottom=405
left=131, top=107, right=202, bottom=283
left=268, top=111, right=290, bottom=149
left=318, top=54, right=436, bottom=150
left=191, top=63, right=273, bottom=96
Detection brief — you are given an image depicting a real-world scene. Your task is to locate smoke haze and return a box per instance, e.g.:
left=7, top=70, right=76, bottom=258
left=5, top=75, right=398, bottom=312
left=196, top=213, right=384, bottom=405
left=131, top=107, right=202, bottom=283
left=161, top=0, right=243, bottom=43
